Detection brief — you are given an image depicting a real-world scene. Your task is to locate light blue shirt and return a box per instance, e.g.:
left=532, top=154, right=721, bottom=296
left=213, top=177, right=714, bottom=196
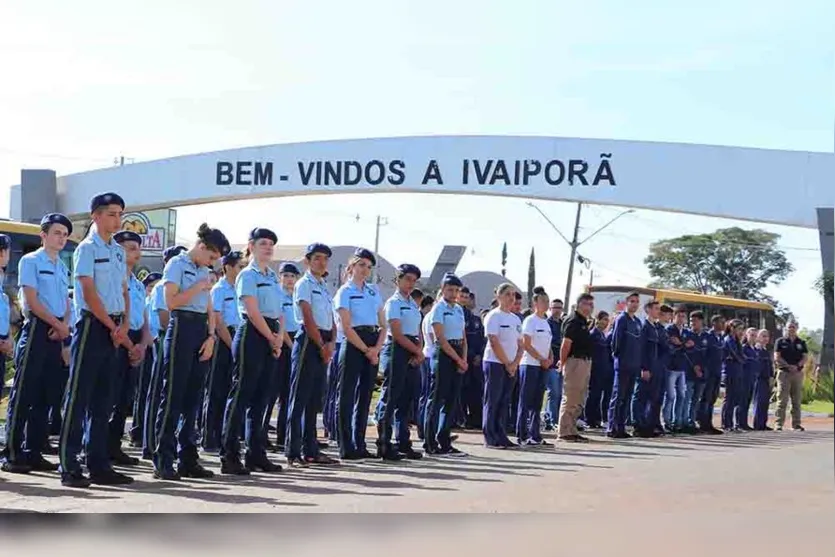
left=18, top=247, right=70, bottom=318
left=385, top=292, right=421, bottom=337
left=294, top=272, right=334, bottom=331
left=147, top=293, right=160, bottom=339
left=334, top=280, right=383, bottom=328
left=236, top=262, right=281, bottom=320
left=162, top=253, right=210, bottom=314
left=335, top=309, right=344, bottom=343
left=428, top=299, right=465, bottom=341
left=152, top=280, right=167, bottom=313
left=279, top=287, right=298, bottom=333
left=74, top=229, right=127, bottom=315
left=128, top=274, right=146, bottom=331
left=211, top=278, right=241, bottom=328
left=0, top=275, right=9, bottom=337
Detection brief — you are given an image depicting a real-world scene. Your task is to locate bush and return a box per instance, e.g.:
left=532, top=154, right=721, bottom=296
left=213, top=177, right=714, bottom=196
left=801, top=364, right=834, bottom=404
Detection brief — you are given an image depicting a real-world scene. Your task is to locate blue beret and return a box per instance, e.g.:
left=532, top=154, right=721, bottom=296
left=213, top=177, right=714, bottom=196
left=163, top=245, right=187, bottom=263
left=0, top=234, right=10, bottom=251
left=354, top=247, right=376, bottom=266
left=221, top=250, right=243, bottom=266
left=249, top=227, right=278, bottom=244
left=90, top=192, right=125, bottom=213
left=305, top=242, right=332, bottom=259
left=442, top=273, right=463, bottom=287
left=396, top=263, right=421, bottom=279
left=142, top=272, right=162, bottom=287
left=278, top=262, right=300, bottom=275
left=40, top=213, right=73, bottom=235
left=114, top=230, right=142, bottom=245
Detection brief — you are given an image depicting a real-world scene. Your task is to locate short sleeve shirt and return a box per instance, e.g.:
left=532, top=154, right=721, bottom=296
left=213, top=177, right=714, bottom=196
left=162, top=253, right=210, bottom=314
left=236, top=262, right=281, bottom=319
left=211, top=279, right=240, bottom=328
left=428, top=298, right=466, bottom=341
left=520, top=314, right=552, bottom=367
left=293, top=272, right=334, bottom=330
left=774, top=336, right=808, bottom=368
left=563, top=311, right=594, bottom=359
left=335, top=281, right=383, bottom=328
left=483, top=308, right=522, bottom=364
left=18, top=248, right=70, bottom=318
left=74, top=230, right=127, bottom=315
left=384, top=292, right=422, bottom=337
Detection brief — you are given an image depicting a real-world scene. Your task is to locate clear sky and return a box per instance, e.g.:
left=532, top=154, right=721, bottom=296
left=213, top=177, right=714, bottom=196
left=1, top=0, right=832, bottom=327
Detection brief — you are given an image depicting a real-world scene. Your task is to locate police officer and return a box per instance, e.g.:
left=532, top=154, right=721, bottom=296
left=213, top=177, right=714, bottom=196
left=285, top=243, right=339, bottom=467
left=631, top=301, right=660, bottom=437
left=584, top=311, right=612, bottom=429
left=773, top=320, right=808, bottom=431
left=375, top=263, right=424, bottom=460
left=607, top=291, right=643, bottom=439
left=59, top=195, right=134, bottom=487
left=334, top=248, right=386, bottom=460
left=458, top=287, right=485, bottom=430
left=425, top=273, right=469, bottom=455
left=202, top=250, right=243, bottom=452
left=153, top=223, right=230, bottom=481
left=698, top=315, right=725, bottom=434
left=107, top=230, right=152, bottom=466
left=129, top=271, right=162, bottom=449
left=263, top=261, right=299, bottom=451
left=141, top=246, right=186, bottom=460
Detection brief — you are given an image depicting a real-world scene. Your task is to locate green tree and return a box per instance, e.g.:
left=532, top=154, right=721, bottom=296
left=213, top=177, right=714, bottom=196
left=644, top=227, right=794, bottom=302
left=799, top=328, right=823, bottom=355
left=814, top=271, right=833, bottom=299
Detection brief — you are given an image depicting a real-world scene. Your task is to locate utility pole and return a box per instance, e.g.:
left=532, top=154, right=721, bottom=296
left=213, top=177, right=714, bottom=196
left=372, top=215, right=388, bottom=282
left=565, top=203, right=582, bottom=304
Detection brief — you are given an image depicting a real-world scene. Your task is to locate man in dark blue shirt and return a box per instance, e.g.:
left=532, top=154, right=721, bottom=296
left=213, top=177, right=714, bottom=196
left=607, top=292, right=643, bottom=438
left=543, top=298, right=565, bottom=430
left=682, top=311, right=708, bottom=433
left=458, top=288, right=485, bottom=429
left=698, top=314, right=725, bottom=434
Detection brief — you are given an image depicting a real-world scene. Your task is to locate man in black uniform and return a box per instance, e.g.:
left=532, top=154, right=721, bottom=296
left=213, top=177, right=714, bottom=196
left=773, top=320, right=808, bottom=431
left=543, top=299, right=565, bottom=431
left=458, top=288, right=484, bottom=429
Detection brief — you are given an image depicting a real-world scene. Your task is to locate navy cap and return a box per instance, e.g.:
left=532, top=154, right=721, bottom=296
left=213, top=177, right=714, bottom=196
left=163, top=245, right=187, bottom=263
left=305, top=242, right=332, bottom=259
left=279, top=262, right=300, bottom=275
left=142, top=272, right=162, bottom=287
left=0, top=234, right=10, bottom=251
left=396, top=263, right=421, bottom=279
left=249, top=227, right=278, bottom=244
left=442, top=273, right=463, bottom=287
left=354, top=247, right=376, bottom=266
left=90, top=192, right=125, bottom=213
left=114, top=230, right=142, bottom=245
left=40, top=213, right=73, bottom=235
left=459, top=286, right=471, bottom=294
left=221, top=250, right=243, bottom=266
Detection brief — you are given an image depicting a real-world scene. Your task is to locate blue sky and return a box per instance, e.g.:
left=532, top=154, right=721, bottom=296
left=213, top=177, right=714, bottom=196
left=0, top=0, right=832, bottom=327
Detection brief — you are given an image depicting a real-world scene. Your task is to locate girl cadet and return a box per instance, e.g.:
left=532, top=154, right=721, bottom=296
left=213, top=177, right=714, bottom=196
left=424, top=274, right=468, bottom=456
left=129, top=271, right=162, bottom=449
left=517, top=287, right=553, bottom=446
left=202, top=250, right=243, bottom=453
left=738, top=327, right=759, bottom=431
left=0, top=235, right=11, bottom=397
left=3, top=215, right=71, bottom=475
left=219, top=228, right=284, bottom=475
left=482, top=283, right=523, bottom=449
left=60, top=194, right=134, bottom=488
left=334, top=248, right=386, bottom=460
left=141, top=246, right=186, bottom=460
left=263, top=261, right=300, bottom=452
left=153, top=223, right=230, bottom=481
left=416, top=294, right=435, bottom=440
left=752, top=329, right=774, bottom=431
left=375, top=263, right=424, bottom=460
left=107, top=230, right=152, bottom=467
left=720, top=319, right=746, bottom=432
left=584, top=311, right=612, bottom=429
left=285, top=243, right=339, bottom=467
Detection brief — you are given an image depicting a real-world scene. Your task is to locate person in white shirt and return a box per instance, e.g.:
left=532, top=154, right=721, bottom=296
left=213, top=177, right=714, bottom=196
left=482, top=283, right=523, bottom=449
left=416, top=295, right=435, bottom=440
left=517, top=288, right=553, bottom=446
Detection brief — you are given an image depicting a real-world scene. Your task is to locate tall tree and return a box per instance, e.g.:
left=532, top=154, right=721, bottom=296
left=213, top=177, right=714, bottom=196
left=815, top=271, right=834, bottom=299
left=644, top=227, right=794, bottom=303
left=501, top=242, right=507, bottom=277
left=527, top=247, right=536, bottom=308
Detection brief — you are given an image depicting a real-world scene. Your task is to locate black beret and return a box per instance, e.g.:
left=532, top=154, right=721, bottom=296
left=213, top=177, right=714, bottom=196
left=305, top=242, right=332, bottom=259
left=354, top=247, right=376, bottom=266
left=396, top=263, right=421, bottom=279
left=459, top=286, right=471, bottom=294
left=442, top=273, right=463, bottom=287
left=249, top=227, right=278, bottom=244
left=40, top=213, right=73, bottom=235
left=221, top=250, right=243, bottom=266
left=163, top=245, right=187, bottom=263
left=90, top=192, right=125, bottom=213
left=278, top=262, right=300, bottom=275
left=114, top=230, right=142, bottom=245
left=0, top=234, right=10, bottom=250
left=142, top=272, right=162, bottom=287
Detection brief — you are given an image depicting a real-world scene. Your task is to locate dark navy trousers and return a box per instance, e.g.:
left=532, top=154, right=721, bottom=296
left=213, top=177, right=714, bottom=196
left=4, top=317, right=63, bottom=464
left=424, top=342, right=464, bottom=451
left=201, top=326, right=234, bottom=450
left=699, top=371, right=721, bottom=429
left=323, top=341, right=340, bottom=438
left=516, top=364, right=546, bottom=443
left=482, top=360, right=513, bottom=447
left=375, top=337, right=416, bottom=452
left=416, top=358, right=432, bottom=439
left=607, top=365, right=638, bottom=435
left=336, top=327, right=379, bottom=457
left=647, top=368, right=667, bottom=430
left=221, top=318, right=278, bottom=460
left=153, top=310, right=209, bottom=470
left=285, top=328, right=332, bottom=459
left=262, top=330, right=294, bottom=446
left=737, top=370, right=755, bottom=428
left=395, top=362, right=421, bottom=450
left=59, top=312, right=119, bottom=475
left=721, top=367, right=742, bottom=429
left=752, top=375, right=772, bottom=430
left=142, top=338, right=164, bottom=456
left=47, top=348, right=70, bottom=437
left=129, top=343, right=155, bottom=445
left=630, top=373, right=654, bottom=432
left=584, top=365, right=613, bottom=427
left=462, top=358, right=484, bottom=429
left=108, top=329, right=142, bottom=456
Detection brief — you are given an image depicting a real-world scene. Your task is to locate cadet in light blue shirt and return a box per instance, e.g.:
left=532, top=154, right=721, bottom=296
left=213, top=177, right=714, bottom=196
left=428, top=297, right=466, bottom=341
left=0, top=233, right=11, bottom=356
left=130, top=271, right=162, bottom=449
left=74, top=228, right=128, bottom=318
left=162, top=252, right=211, bottom=314
left=211, top=270, right=241, bottom=331
left=375, top=264, right=425, bottom=460
left=145, top=273, right=162, bottom=339
left=19, top=247, right=71, bottom=319
left=294, top=270, right=334, bottom=330
left=236, top=259, right=281, bottom=319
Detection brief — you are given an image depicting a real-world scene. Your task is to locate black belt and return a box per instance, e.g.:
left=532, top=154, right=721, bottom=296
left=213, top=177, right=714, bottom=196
left=81, top=309, right=123, bottom=324
left=171, top=309, right=208, bottom=322
left=388, top=334, right=419, bottom=342
left=447, top=339, right=464, bottom=346
left=243, top=315, right=279, bottom=326
left=353, top=326, right=378, bottom=334
left=0, top=333, right=7, bottom=340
